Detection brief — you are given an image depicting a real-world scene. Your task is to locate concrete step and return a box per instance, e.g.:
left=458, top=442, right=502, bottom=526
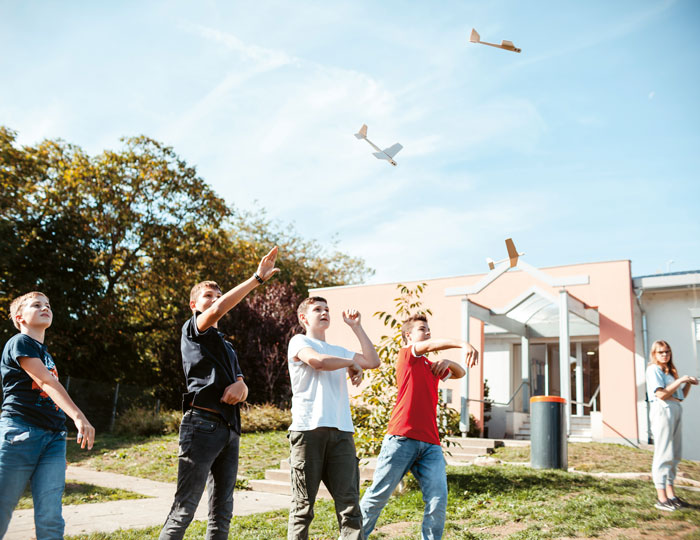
left=443, top=437, right=504, bottom=449
left=446, top=449, right=492, bottom=460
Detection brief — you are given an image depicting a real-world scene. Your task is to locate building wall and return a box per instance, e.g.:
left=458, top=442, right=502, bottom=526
left=483, top=339, right=514, bottom=438
left=640, top=288, right=700, bottom=459
left=312, top=259, right=639, bottom=444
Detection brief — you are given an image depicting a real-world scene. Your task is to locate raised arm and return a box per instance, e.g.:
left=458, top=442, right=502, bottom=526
left=197, top=246, right=279, bottom=332
left=342, top=309, right=380, bottom=369
left=19, top=356, right=95, bottom=449
left=413, top=338, right=479, bottom=368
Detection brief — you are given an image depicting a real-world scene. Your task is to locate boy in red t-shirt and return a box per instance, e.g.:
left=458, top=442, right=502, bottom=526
left=359, top=314, right=478, bottom=540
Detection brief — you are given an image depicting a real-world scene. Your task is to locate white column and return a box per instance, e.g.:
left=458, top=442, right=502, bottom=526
left=521, top=336, right=530, bottom=413
left=575, top=342, right=584, bottom=416
left=559, top=289, right=571, bottom=435
left=460, top=297, right=471, bottom=435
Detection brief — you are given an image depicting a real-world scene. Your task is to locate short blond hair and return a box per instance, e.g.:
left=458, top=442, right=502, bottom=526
left=189, top=281, right=221, bottom=304
left=9, top=291, right=49, bottom=330
left=401, top=314, right=428, bottom=345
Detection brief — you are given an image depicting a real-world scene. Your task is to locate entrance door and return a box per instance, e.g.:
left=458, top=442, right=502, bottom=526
left=530, top=344, right=547, bottom=396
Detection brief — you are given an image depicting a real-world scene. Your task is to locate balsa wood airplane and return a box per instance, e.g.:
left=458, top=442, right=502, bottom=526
left=354, top=124, right=403, bottom=166
left=486, top=238, right=524, bottom=270
left=469, top=28, right=521, bottom=53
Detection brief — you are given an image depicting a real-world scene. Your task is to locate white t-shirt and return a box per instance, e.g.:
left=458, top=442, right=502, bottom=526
left=287, top=334, right=356, bottom=432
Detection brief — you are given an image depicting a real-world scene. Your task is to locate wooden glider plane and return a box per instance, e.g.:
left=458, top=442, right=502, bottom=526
left=354, top=124, right=403, bottom=166
left=486, top=238, right=524, bottom=270
left=469, top=28, right=521, bottom=53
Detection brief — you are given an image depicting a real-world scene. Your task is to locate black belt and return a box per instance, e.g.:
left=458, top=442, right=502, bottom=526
left=188, top=407, right=227, bottom=425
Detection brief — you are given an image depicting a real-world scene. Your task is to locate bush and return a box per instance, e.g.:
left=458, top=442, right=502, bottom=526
left=113, top=403, right=291, bottom=436
left=160, top=409, right=184, bottom=434
left=113, top=406, right=182, bottom=437
left=241, top=403, right=291, bottom=433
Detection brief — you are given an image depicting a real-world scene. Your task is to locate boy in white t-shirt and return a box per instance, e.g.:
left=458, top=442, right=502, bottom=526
left=287, top=296, right=380, bottom=540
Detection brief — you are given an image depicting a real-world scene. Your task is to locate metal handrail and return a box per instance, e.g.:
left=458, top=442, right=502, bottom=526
left=569, top=385, right=601, bottom=412
left=465, top=381, right=530, bottom=407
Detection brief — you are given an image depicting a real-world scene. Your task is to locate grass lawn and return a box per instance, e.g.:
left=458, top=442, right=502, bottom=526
left=16, top=482, right=145, bottom=509
left=65, top=464, right=700, bottom=539
left=66, top=430, right=289, bottom=484
left=491, top=442, right=700, bottom=480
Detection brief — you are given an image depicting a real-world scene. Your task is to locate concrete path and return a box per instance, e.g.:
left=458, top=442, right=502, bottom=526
left=6, top=466, right=291, bottom=539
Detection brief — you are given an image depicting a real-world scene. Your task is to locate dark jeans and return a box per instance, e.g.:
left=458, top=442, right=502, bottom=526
left=287, top=427, right=363, bottom=540
left=159, top=409, right=240, bottom=540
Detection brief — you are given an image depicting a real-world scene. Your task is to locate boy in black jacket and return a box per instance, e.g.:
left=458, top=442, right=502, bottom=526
left=159, top=247, right=279, bottom=540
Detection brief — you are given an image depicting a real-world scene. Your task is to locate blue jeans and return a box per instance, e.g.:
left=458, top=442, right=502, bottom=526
left=360, top=435, right=447, bottom=540
left=159, top=409, right=240, bottom=540
left=0, top=415, right=67, bottom=540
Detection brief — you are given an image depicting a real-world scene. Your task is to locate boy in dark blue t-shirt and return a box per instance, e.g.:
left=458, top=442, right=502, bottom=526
left=159, top=247, right=279, bottom=540
left=0, top=291, right=95, bottom=539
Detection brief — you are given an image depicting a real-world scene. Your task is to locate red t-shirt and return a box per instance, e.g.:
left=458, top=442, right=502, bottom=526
left=386, top=345, right=440, bottom=445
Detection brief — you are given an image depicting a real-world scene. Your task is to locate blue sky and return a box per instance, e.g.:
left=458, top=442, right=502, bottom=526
left=2, top=1, right=698, bottom=283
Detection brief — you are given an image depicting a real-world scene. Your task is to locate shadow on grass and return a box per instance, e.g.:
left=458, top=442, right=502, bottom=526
left=65, top=433, right=158, bottom=465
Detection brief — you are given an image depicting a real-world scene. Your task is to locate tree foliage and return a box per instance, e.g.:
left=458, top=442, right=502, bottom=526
left=220, top=281, right=303, bottom=406
left=0, top=126, right=372, bottom=408
left=353, top=283, right=463, bottom=457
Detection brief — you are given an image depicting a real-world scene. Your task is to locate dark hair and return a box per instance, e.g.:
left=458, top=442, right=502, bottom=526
left=401, top=313, right=428, bottom=344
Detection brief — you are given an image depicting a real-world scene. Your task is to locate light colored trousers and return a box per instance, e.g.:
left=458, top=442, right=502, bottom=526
left=650, top=400, right=682, bottom=489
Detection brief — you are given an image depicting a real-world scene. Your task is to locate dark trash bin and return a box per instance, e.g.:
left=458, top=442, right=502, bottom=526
left=530, top=396, right=567, bottom=470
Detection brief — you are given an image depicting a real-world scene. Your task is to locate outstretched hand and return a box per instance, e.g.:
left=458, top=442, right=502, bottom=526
left=463, top=344, right=479, bottom=368
left=256, top=246, right=280, bottom=282
left=342, top=309, right=361, bottom=328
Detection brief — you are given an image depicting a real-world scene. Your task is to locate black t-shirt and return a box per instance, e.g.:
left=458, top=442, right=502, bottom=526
left=181, top=313, right=244, bottom=433
left=1, top=333, right=67, bottom=431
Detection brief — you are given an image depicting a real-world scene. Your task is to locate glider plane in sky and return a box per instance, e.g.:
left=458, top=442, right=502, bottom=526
left=486, top=238, right=524, bottom=270
left=469, top=28, right=521, bottom=53
left=354, top=124, right=403, bottom=166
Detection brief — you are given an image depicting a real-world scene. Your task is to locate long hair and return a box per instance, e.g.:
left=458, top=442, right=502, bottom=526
left=649, top=339, right=678, bottom=379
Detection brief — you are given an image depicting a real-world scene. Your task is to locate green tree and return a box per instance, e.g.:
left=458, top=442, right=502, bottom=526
left=1, top=126, right=374, bottom=410
left=353, top=283, right=462, bottom=457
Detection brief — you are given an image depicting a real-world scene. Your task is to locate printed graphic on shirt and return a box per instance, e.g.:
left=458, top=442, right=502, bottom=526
left=31, top=354, right=60, bottom=411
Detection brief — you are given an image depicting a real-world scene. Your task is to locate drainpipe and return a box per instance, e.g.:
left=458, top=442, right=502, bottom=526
left=635, top=288, right=651, bottom=444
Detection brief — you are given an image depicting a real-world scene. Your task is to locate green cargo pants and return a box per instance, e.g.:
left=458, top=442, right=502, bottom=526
left=287, top=427, right=363, bottom=540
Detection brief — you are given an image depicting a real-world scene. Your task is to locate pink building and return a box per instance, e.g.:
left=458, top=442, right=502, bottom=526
left=312, top=261, right=700, bottom=459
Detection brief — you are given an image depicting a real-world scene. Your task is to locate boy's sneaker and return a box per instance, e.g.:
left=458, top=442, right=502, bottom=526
left=655, top=499, right=676, bottom=512
left=669, top=496, right=690, bottom=509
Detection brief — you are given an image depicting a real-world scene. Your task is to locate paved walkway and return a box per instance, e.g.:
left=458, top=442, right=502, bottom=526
left=6, top=466, right=291, bottom=539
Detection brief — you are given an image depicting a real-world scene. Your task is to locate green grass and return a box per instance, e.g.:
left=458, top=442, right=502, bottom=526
left=67, top=430, right=290, bottom=484
left=492, top=442, right=700, bottom=480
left=65, top=464, right=700, bottom=540
left=16, top=482, right=145, bottom=509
